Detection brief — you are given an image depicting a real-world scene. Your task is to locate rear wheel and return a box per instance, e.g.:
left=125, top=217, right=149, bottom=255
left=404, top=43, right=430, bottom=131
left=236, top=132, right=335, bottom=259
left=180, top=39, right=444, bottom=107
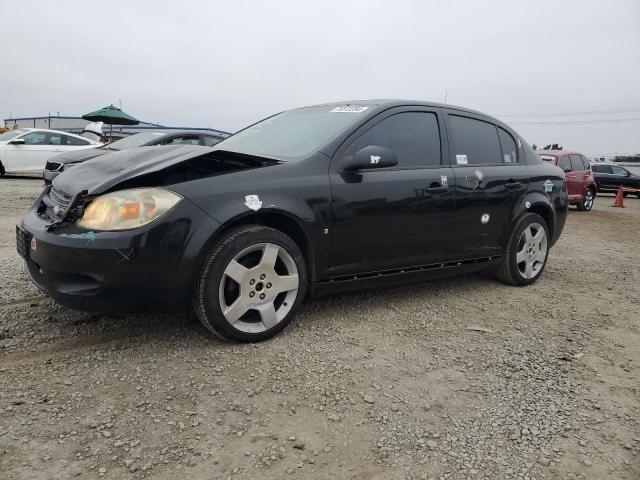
left=0, top=161, right=5, bottom=176
left=495, top=213, right=549, bottom=286
left=194, top=225, right=307, bottom=342
left=577, top=188, right=595, bottom=211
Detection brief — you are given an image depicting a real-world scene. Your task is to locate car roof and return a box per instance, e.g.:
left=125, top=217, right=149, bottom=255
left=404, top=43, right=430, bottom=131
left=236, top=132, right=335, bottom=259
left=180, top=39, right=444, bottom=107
left=17, top=128, right=99, bottom=142
left=294, top=99, right=505, bottom=123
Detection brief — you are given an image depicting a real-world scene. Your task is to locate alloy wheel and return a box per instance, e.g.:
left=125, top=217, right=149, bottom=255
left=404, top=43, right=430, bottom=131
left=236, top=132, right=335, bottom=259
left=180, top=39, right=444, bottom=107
left=218, top=243, right=299, bottom=333
left=516, top=223, right=547, bottom=279
left=584, top=189, right=594, bottom=210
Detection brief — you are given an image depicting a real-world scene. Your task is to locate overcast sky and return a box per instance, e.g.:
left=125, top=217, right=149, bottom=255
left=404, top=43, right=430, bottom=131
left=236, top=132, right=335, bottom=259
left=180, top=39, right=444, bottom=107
left=2, top=0, right=639, bottom=157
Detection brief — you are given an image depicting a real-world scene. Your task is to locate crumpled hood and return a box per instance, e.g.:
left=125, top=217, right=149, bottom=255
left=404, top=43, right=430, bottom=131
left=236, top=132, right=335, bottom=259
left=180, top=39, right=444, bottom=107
left=52, top=145, right=214, bottom=197
left=49, top=146, right=107, bottom=164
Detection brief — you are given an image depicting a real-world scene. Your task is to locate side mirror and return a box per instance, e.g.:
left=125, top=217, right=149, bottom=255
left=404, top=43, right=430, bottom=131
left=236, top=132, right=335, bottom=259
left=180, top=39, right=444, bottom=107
left=342, top=145, right=398, bottom=171
left=9, top=138, right=25, bottom=145
left=561, top=165, right=571, bottom=173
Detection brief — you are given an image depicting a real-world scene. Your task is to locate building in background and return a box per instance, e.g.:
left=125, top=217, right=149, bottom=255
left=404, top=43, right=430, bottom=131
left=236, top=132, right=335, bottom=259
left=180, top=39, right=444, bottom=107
left=3, top=115, right=231, bottom=139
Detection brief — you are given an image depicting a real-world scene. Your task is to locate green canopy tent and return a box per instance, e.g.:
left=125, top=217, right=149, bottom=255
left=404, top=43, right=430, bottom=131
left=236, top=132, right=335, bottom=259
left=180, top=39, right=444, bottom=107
left=82, top=105, right=140, bottom=141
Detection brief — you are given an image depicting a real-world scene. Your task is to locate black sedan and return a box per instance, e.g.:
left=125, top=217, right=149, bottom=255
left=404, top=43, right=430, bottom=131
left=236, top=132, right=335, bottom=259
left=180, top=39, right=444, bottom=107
left=591, top=163, right=640, bottom=198
left=18, top=100, right=568, bottom=342
left=43, top=130, right=228, bottom=184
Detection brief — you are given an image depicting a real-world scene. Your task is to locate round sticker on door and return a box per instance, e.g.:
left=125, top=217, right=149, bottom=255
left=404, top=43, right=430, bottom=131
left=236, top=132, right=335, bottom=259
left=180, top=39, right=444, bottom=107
left=481, top=213, right=490, bottom=224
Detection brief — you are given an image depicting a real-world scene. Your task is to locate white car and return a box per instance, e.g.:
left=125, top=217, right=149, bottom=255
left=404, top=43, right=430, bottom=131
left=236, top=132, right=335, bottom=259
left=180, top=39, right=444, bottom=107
left=0, top=128, right=101, bottom=176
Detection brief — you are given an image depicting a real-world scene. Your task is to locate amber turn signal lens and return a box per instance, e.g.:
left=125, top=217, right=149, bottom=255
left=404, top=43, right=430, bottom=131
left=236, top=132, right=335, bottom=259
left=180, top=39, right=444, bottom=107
left=120, top=202, right=141, bottom=220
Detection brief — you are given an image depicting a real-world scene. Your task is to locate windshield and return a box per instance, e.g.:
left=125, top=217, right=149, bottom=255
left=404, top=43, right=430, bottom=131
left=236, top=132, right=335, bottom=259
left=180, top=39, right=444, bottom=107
left=0, top=128, right=28, bottom=141
left=215, top=104, right=373, bottom=160
left=107, top=131, right=167, bottom=150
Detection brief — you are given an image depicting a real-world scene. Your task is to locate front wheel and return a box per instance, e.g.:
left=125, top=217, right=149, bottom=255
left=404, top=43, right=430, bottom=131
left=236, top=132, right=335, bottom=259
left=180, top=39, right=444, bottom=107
left=577, top=188, right=595, bottom=211
left=495, top=213, right=549, bottom=286
left=194, top=225, right=307, bottom=342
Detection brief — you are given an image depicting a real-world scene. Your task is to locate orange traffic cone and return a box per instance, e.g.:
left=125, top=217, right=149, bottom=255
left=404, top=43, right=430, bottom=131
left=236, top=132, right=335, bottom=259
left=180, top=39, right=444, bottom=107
left=612, top=186, right=625, bottom=208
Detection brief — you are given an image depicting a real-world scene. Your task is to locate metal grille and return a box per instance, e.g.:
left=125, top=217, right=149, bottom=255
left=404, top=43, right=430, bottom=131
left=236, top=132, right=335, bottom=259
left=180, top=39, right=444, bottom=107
left=15, top=225, right=31, bottom=259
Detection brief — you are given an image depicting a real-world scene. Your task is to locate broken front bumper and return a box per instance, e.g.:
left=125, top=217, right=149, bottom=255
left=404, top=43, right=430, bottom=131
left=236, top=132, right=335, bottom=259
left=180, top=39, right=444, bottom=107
left=18, top=198, right=221, bottom=313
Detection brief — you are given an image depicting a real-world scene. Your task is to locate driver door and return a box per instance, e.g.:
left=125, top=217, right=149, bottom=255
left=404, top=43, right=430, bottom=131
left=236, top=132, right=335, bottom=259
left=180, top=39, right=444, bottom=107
left=328, top=108, right=455, bottom=276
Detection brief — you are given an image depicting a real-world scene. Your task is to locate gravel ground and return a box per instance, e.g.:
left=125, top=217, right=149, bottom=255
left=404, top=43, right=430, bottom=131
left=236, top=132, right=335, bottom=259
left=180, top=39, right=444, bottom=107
left=1, top=177, right=638, bottom=480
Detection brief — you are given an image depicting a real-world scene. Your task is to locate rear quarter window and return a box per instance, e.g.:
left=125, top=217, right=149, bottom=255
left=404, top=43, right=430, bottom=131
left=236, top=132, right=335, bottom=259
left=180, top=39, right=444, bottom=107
left=497, top=128, right=518, bottom=163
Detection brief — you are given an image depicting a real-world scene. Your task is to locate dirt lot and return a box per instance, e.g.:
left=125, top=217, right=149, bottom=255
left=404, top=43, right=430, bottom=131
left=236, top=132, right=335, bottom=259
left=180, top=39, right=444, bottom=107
left=1, top=177, right=638, bottom=480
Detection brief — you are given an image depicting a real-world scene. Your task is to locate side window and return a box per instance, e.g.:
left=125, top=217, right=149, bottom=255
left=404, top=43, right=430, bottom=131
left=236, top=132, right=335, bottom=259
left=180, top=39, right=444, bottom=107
left=202, top=135, right=222, bottom=146
left=497, top=127, right=518, bottom=163
left=47, top=133, right=62, bottom=145
left=346, top=112, right=441, bottom=168
left=558, top=156, right=571, bottom=171
left=594, top=164, right=612, bottom=174
left=580, top=155, right=590, bottom=170
left=65, top=135, right=90, bottom=146
left=569, top=154, right=584, bottom=171
left=21, top=132, right=48, bottom=145
left=611, top=165, right=628, bottom=176
left=163, top=135, right=200, bottom=145
left=448, top=115, right=502, bottom=165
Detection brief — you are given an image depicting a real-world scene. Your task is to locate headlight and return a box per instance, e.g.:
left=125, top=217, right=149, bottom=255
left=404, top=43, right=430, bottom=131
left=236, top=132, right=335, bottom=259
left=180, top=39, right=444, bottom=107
left=76, top=188, right=182, bottom=231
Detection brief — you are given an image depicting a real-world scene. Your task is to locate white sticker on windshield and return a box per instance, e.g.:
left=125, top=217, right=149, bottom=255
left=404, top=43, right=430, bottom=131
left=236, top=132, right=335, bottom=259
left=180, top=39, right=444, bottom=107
left=329, top=105, right=369, bottom=113
left=456, top=154, right=468, bottom=165
left=244, top=194, right=262, bottom=211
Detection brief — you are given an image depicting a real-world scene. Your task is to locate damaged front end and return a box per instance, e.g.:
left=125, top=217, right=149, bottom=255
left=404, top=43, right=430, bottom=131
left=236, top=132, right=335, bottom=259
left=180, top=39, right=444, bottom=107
left=18, top=145, right=281, bottom=313
left=38, top=185, right=89, bottom=231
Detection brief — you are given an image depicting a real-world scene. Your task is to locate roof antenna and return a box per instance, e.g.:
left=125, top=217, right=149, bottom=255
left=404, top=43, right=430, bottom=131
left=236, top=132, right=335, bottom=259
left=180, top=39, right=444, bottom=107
left=444, top=88, right=448, bottom=104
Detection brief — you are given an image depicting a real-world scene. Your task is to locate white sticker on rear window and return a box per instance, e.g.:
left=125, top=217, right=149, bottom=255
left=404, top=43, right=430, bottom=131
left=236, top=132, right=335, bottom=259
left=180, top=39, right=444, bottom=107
left=329, top=105, right=369, bottom=113
left=456, top=154, right=468, bottom=165
left=504, top=154, right=512, bottom=163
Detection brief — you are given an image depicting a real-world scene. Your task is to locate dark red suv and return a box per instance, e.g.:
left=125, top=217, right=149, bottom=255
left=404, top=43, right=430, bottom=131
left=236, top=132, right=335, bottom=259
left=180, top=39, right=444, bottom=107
left=537, top=150, right=597, bottom=211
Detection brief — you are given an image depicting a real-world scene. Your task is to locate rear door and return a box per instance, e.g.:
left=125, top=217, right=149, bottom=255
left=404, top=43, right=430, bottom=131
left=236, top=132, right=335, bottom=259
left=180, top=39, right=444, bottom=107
left=329, top=107, right=455, bottom=276
left=445, top=112, right=529, bottom=259
left=568, top=154, right=589, bottom=197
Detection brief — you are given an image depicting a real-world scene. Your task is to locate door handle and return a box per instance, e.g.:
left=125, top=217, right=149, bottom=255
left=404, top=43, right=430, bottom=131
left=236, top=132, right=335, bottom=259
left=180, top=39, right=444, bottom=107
left=505, top=181, right=524, bottom=191
left=569, top=175, right=576, bottom=179
left=52, top=149, right=62, bottom=152
left=424, top=185, right=449, bottom=193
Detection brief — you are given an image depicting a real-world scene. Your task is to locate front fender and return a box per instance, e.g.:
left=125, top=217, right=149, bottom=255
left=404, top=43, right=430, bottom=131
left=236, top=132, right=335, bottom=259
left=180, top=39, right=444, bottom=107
left=168, top=160, right=332, bottom=279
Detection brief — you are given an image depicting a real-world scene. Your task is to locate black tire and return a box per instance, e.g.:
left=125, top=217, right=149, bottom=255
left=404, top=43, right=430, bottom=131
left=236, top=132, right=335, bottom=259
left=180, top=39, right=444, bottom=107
left=576, top=187, right=595, bottom=211
left=194, top=225, right=307, bottom=342
left=636, top=192, right=640, bottom=199
left=0, top=161, right=5, bottom=176
left=495, top=213, right=550, bottom=286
